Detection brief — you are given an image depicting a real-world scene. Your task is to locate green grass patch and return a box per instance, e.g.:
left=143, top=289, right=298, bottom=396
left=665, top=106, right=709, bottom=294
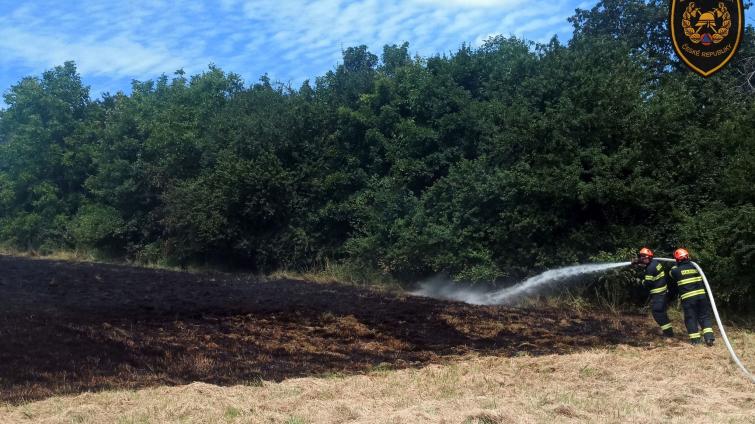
left=223, top=406, right=241, bottom=420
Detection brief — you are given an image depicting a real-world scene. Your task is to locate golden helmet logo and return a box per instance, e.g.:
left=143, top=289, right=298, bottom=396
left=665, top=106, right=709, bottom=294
left=670, top=0, right=744, bottom=77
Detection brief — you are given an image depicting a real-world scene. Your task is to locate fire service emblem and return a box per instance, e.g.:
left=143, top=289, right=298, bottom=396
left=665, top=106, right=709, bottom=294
left=670, top=0, right=744, bottom=77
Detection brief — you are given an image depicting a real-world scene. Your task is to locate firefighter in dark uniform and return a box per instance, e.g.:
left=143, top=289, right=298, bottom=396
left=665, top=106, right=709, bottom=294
left=635, top=247, right=674, bottom=337
left=668, top=248, right=715, bottom=346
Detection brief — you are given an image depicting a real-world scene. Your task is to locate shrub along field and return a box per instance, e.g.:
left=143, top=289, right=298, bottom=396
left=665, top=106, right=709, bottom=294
left=0, top=1, right=753, bottom=310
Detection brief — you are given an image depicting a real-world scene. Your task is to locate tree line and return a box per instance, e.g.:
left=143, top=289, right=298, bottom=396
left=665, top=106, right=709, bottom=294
left=1, top=0, right=753, bottom=310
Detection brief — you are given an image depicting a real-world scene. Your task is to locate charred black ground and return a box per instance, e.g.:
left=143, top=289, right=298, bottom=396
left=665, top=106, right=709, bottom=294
left=0, top=255, right=660, bottom=404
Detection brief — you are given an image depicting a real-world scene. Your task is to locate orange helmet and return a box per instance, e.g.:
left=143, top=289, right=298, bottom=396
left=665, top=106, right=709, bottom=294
left=638, top=247, right=654, bottom=258
left=674, top=248, right=690, bottom=262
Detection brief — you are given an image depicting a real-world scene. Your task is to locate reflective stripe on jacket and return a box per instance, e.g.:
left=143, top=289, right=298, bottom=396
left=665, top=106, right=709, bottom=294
left=669, top=261, right=706, bottom=301
left=644, top=259, right=668, bottom=295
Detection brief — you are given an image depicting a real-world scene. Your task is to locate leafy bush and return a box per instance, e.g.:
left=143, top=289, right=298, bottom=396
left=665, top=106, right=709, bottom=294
left=0, top=2, right=752, bottom=308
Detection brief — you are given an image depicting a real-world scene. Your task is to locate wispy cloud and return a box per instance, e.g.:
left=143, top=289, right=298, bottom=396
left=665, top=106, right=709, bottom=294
left=0, top=26, right=187, bottom=78
left=0, top=0, right=579, bottom=101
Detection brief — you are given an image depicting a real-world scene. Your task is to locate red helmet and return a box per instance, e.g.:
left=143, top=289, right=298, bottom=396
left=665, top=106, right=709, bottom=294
left=638, top=247, right=654, bottom=258
left=674, top=248, right=690, bottom=262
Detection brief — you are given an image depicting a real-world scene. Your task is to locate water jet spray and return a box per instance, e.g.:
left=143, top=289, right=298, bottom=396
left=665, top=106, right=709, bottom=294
left=411, top=262, right=630, bottom=305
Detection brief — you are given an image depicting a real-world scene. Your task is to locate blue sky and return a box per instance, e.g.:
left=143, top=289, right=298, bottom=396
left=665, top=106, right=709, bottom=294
left=0, top=0, right=753, bottom=107
left=0, top=0, right=589, bottom=104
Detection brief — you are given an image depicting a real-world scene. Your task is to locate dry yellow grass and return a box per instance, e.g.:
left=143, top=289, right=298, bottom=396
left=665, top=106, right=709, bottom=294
left=267, top=262, right=402, bottom=292
left=2, top=331, right=753, bottom=424
left=0, top=246, right=95, bottom=263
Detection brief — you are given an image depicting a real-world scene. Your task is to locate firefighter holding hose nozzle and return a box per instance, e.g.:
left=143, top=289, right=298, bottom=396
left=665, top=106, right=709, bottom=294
left=669, top=248, right=716, bottom=346
left=633, top=247, right=674, bottom=338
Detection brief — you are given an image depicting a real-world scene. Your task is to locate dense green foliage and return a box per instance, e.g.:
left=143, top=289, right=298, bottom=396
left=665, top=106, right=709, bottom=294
left=1, top=1, right=753, bottom=310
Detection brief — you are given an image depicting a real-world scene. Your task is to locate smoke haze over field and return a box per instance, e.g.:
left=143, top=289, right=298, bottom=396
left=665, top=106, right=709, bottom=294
left=411, top=262, right=632, bottom=305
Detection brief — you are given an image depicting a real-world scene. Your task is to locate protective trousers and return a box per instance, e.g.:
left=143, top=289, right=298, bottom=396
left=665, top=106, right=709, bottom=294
left=681, top=296, right=715, bottom=343
left=650, top=293, right=673, bottom=336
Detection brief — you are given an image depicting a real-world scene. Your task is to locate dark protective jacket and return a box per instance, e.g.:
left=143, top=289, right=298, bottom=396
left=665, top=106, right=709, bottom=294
left=643, top=259, right=668, bottom=295
left=669, top=260, right=706, bottom=301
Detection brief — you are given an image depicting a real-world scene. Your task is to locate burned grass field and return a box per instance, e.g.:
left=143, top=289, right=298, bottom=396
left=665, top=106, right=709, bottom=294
left=0, top=254, right=660, bottom=404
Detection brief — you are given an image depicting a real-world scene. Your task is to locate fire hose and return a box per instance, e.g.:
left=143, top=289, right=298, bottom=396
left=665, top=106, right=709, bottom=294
left=655, top=258, right=754, bottom=384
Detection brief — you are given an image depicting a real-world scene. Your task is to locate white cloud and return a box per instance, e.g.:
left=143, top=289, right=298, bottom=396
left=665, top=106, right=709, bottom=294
left=0, top=26, right=187, bottom=79
left=0, top=0, right=578, bottom=95
left=411, top=0, right=524, bottom=7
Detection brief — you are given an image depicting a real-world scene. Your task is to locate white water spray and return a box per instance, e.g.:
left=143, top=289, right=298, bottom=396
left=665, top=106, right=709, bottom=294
left=412, top=262, right=631, bottom=305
